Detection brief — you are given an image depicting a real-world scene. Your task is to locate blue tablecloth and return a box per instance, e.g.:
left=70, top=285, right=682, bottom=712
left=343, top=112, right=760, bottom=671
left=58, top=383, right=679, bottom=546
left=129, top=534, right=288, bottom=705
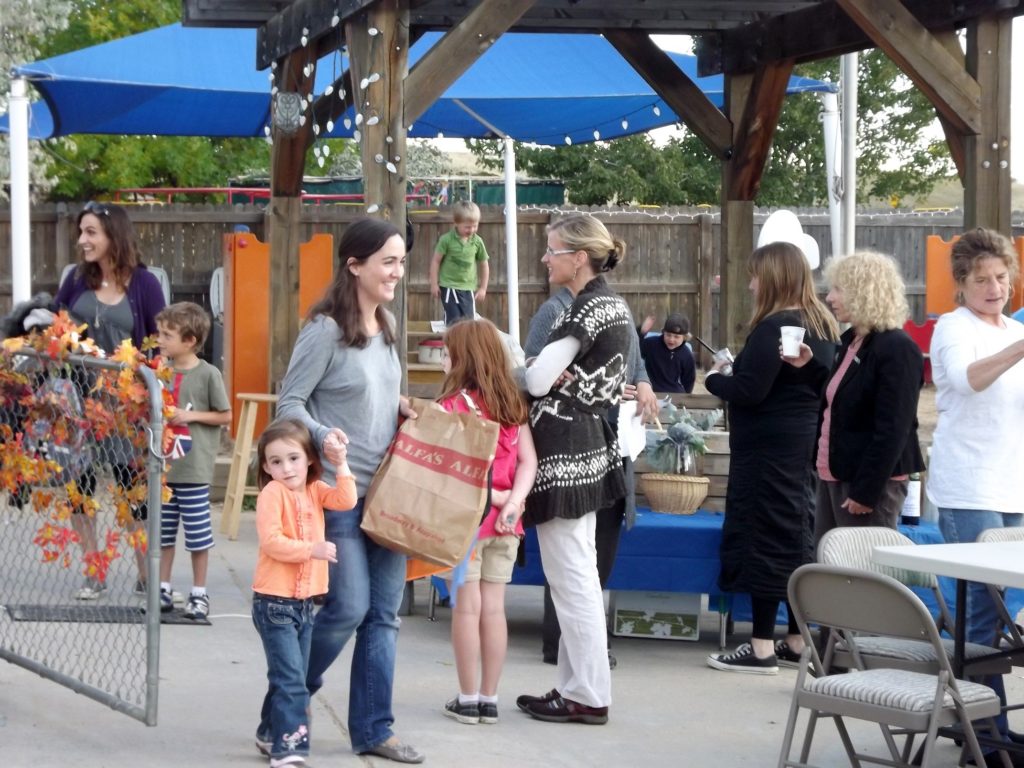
left=510, top=508, right=1023, bottom=624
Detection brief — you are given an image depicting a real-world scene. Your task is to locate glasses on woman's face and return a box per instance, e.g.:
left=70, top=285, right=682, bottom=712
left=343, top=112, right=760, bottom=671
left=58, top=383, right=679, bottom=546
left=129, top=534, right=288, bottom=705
left=544, top=247, right=576, bottom=257
left=83, top=201, right=110, bottom=216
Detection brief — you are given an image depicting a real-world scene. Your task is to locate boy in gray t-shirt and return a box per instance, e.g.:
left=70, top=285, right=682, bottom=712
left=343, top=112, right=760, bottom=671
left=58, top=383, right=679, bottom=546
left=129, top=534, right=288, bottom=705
left=155, top=303, right=232, bottom=620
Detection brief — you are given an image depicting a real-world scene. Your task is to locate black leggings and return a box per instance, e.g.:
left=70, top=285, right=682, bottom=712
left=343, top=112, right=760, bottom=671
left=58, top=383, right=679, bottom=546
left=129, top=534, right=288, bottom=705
left=751, top=597, right=800, bottom=641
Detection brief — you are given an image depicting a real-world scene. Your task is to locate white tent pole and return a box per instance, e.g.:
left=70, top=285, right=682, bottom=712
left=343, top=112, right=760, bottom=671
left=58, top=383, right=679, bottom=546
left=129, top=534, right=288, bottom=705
left=819, top=91, right=843, bottom=262
left=9, top=77, right=32, bottom=305
left=503, top=136, right=520, bottom=342
left=452, top=99, right=520, bottom=338
left=840, top=54, right=858, bottom=255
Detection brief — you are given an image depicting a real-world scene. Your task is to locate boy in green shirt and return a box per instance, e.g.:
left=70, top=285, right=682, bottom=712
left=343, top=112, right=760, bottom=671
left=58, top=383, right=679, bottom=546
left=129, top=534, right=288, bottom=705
left=430, top=200, right=489, bottom=326
left=155, top=302, right=232, bottom=619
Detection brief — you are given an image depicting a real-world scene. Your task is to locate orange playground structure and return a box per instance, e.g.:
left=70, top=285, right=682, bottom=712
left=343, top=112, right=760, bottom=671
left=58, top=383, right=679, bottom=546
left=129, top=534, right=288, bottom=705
left=223, top=231, right=333, bottom=438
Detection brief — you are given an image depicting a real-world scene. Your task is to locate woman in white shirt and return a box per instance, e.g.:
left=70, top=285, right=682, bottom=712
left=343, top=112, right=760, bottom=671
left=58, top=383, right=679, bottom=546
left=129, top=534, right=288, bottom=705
left=928, top=227, right=1024, bottom=755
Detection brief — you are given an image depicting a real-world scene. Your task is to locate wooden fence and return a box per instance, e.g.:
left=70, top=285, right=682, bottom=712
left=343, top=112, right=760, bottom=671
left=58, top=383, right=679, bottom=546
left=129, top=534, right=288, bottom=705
left=3, top=203, right=1023, bottom=353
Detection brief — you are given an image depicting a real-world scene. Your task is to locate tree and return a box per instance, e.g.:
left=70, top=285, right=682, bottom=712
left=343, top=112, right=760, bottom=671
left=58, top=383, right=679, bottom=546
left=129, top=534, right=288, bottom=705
left=0, top=0, right=73, bottom=200
left=468, top=49, right=954, bottom=207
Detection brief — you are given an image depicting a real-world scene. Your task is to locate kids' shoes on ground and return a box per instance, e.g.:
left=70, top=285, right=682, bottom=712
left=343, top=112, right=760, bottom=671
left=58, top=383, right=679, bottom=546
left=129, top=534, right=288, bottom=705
left=75, top=577, right=106, bottom=600
left=185, top=593, right=209, bottom=620
left=706, top=642, right=779, bottom=675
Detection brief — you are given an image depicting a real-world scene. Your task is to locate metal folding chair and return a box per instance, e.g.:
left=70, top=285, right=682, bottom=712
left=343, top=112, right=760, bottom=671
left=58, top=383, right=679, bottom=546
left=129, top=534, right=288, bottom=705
left=779, top=564, right=1008, bottom=768
left=976, top=527, right=1024, bottom=657
left=817, top=527, right=1010, bottom=676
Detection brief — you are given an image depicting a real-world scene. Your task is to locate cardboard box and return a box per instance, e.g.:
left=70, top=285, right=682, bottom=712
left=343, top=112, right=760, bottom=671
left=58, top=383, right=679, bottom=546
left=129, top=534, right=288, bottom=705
left=610, top=591, right=701, bottom=641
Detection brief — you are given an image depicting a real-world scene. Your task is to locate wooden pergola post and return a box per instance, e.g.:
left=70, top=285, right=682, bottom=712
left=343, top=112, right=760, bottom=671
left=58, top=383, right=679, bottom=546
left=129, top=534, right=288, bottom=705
left=964, top=13, right=1013, bottom=232
left=346, top=0, right=410, bottom=376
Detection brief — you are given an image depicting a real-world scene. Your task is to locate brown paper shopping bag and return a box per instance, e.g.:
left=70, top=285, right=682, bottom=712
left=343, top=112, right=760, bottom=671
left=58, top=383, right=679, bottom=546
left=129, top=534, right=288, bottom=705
left=362, top=397, right=499, bottom=567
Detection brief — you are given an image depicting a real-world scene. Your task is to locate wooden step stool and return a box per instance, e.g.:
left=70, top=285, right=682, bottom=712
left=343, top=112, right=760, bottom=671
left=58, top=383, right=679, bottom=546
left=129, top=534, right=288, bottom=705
left=220, top=393, right=278, bottom=540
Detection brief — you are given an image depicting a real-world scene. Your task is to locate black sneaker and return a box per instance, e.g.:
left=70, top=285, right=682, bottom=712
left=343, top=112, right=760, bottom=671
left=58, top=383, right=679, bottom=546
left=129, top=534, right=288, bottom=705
left=706, top=643, right=779, bottom=675
left=159, top=586, right=174, bottom=613
left=478, top=702, right=498, bottom=724
left=516, top=689, right=560, bottom=712
left=442, top=697, right=480, bottom=725
left=774, top=640, right=803, bottom=669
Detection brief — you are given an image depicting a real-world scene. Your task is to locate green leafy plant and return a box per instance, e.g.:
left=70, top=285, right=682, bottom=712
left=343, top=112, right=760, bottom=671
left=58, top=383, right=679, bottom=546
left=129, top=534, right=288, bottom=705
left=644, top=403, right=722, bottom=474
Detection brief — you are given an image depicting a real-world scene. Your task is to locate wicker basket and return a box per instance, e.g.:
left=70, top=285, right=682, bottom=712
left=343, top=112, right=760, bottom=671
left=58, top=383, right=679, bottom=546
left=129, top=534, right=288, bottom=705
left=638, top=474, right=710, bottom=515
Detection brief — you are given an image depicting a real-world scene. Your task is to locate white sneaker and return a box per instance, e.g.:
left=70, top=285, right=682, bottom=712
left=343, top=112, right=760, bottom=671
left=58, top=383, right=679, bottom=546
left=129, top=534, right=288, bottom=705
left=75, top=578, right=106, bottom=600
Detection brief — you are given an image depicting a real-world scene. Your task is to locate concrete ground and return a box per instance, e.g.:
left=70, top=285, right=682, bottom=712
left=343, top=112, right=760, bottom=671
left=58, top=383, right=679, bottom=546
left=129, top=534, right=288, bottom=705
left=4, top=503, right=1021, bottom=767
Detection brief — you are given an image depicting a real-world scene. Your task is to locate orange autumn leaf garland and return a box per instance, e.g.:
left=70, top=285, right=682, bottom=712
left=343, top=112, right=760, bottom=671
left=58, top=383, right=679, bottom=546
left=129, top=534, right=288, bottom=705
left=0, top=311, right=181, bottom=584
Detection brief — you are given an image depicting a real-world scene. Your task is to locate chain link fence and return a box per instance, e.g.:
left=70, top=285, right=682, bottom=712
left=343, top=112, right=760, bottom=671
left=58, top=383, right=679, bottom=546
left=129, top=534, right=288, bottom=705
left=0, top=346, right=165, bottom=725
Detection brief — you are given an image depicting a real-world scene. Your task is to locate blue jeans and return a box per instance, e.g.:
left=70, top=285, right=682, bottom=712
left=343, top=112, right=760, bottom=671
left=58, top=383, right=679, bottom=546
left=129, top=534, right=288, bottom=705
left=306, top=498, right=406, bottom=753
left=938, top=507, right=1023, bottom=735
left=252, top=594, right=314, bottom=761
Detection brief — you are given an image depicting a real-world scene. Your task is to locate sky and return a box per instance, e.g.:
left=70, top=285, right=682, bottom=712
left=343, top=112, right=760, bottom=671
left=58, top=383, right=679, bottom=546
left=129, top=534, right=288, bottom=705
left=434, top=22, right=1024, bottom=185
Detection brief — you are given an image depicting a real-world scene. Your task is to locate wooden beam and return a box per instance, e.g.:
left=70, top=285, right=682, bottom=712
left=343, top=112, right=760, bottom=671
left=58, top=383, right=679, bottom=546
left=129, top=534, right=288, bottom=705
left=257, top=0, right=378, bottom=70
left=404, top=0, right=538, bottom=126
left=963, top=13, right=1013, bottom=232
left=266, top=197, right=303, bottom=387
left=182, top=0, right=291, bottom=28
left=346, top=0, right=411, bottom=382
left=720, top=74, right=755, bottom=355
left=603, top=29, right=732, bottom=160
left=934, top=31, right=967, bottom=183
left=728, top=59, right=794, bottom=201
left=270, top=54, right=316, bottom=195
left=836, top=0, right=981, bottom=136
left=696, top=212, right=715, bottom=369
left=698, top=0, right=1018, bottom=76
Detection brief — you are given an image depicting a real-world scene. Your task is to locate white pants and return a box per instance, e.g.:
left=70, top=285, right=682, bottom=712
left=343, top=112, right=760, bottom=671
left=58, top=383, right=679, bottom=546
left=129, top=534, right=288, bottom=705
left=536, top=513, right=611, bottom=708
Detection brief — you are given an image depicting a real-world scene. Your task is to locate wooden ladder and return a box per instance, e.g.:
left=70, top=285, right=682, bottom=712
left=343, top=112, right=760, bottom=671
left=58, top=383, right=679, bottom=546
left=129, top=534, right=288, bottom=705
left=220, top=393, right=278, bottom=540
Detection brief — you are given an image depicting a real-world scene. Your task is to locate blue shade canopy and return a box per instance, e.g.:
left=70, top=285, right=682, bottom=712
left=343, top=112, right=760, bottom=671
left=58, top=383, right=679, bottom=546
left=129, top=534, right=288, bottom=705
left=3, top=24, right=834, bottom=145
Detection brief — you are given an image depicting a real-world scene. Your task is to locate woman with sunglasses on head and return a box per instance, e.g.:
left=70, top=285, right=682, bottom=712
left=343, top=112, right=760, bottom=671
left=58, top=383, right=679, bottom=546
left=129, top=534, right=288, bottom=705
left=54, top=202, right=166, bottom=600
left=516, top=215, right=634, bottom=726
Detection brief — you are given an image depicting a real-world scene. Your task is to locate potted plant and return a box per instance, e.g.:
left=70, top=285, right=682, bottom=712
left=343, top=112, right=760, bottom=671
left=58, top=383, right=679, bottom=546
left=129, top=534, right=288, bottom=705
left=639, top=403, right=723, bottom=515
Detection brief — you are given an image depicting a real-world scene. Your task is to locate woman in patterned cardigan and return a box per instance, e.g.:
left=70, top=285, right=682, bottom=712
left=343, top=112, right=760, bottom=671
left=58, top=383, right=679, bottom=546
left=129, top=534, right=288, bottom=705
left=518, top=215, right=633, bottom=726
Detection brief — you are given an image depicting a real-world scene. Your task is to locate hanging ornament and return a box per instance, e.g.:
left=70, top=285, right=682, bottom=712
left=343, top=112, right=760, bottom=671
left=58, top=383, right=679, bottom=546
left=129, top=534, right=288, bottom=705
left=303, top=64, right=311, bottom=78
left=313, top=145, right=321, bottom=157
left=326, top=120, right=335, bottom=132
left=653, top=105, right=661, bottom=116
left=323, top=145, right=331, bottom=157
left=366, top=115, right=379, bottom=126
left=367, top=203, right=380, bottom=213
left=593, top=130, right=600, bottom=140
left=299, top=115, right=306, bottom=126
left=338, top=87, right=346, bottom=99
left=385, top=135, right=393, bottom=144
left=565, top=136, right=573, bottom=145
left=301, top=27, right=309, bottom=47
left=268, top=72, right=275, bottom=82
left=355, top=113, right=364, bottom=126
left=317, top=156, right=325, bottom=168
left=368, top=27, right=379, bottom=36
left=324, top=84, right=334, bottom=96
left=343, top=118, right=352, bottom=129
left=331, top=13, right=340, bottom=27
left=386, top=162, right=397, bottom=173
left=368, top=73, right=380, bottom=84
left=299, top=98, right=308, bottom=111
left=313, top=123, right=320, bottom=135
left=353, top=129, right=361, bottom=142
left=359, top=77, right=369, bottom=89
left=621, top=119, right=628, bottom=130
left=271, top=86, right=279, bottom=96
left=263, top=125, right=271, bottom=136
left=271, top=61, right=278, bottom=70
left=374, top=153, right=384, bottom=163
left=393, top=155, right=401, bottom=162
left=436, top=131, right=444, bottom=139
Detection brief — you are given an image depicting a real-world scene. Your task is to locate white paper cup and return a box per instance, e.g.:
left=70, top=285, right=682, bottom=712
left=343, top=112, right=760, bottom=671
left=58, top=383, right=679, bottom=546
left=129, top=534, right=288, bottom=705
left=780, top=326, right=806, bottom=357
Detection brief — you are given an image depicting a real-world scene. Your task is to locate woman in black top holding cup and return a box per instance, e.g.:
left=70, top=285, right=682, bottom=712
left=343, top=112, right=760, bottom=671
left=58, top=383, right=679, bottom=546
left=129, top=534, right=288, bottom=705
left=704, top=241, right=839, bottom=675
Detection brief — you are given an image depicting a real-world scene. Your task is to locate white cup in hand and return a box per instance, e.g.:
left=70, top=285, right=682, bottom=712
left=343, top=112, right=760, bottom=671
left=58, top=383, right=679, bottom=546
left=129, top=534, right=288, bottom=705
left=780, top=326, right=806, bottom=358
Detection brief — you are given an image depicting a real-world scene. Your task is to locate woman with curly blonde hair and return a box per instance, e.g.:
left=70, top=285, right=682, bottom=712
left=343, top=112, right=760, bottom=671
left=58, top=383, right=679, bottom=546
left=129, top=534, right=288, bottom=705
left=789, top=249, right=925, bottom=547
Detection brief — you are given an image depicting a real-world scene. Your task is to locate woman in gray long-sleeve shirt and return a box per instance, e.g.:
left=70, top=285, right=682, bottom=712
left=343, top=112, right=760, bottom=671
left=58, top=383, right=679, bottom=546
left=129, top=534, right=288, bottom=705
left=274, top=218, right=424, bottom=764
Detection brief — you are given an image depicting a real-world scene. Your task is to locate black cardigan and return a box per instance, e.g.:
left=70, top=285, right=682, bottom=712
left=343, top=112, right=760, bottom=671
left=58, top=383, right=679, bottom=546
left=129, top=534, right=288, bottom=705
left=817, top=327, right=926, bottom=507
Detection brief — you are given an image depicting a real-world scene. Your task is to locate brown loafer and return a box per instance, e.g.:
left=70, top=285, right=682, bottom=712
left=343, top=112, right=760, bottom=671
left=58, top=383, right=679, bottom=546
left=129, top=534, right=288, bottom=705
left=524, top=695, right=608, bottom=725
